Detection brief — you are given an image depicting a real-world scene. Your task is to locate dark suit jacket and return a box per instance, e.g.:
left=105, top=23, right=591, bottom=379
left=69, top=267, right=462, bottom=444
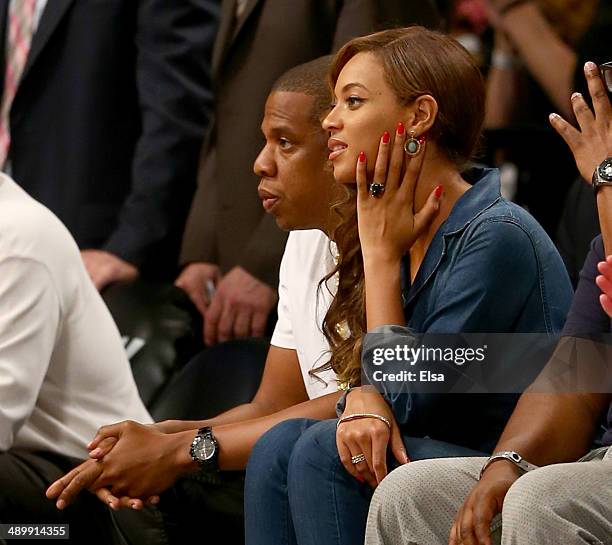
left=1, top=0, right=218, bottom=274
left=180, top=0, right=440, bottom=286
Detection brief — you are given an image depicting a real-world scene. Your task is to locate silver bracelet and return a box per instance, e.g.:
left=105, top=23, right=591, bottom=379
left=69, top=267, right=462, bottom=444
left=479, top=451, right=539, bottom=479
left=336, top=413, right=392, bottom=430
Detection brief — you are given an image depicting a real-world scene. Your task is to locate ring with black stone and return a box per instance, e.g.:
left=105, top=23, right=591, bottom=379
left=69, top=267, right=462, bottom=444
left=368, top=182, right=385, bottom=198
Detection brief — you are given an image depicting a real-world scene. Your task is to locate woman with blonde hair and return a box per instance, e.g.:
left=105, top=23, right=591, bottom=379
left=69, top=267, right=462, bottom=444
left=244, top=26, right=572, bottom=545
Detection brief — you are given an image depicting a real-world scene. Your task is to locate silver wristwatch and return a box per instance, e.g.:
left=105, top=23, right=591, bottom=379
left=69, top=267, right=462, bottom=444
left=479, top=451, right=538, bottom=479
left=592, top=157, right=612, bottom=193
left=189, top=426, right=219, bottom=472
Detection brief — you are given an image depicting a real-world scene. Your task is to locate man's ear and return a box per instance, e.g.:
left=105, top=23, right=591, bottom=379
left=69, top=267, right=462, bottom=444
left=405, top=95, right=438, bottom=136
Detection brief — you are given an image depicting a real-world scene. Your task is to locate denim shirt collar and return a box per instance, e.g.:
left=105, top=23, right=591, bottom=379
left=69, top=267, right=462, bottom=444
left=402, top=168, right=502, bottom=307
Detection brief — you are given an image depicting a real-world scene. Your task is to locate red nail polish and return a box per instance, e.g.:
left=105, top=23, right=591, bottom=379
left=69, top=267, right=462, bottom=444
left=434, top=185, right=443, bottom=199
left=418, top=135, right=426, bottom=145
left=382, top=131, right=390, bottom=144
left=358, top=151, right=366, bottom=162
left=356, top=475, right=365, bottom=483
left=396, top=122, right=405, bottom=135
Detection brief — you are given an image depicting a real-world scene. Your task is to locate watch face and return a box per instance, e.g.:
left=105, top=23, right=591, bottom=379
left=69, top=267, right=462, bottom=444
left=598, top=158, right=612, bottom=182
left=194, top=436, right=216, bottom=461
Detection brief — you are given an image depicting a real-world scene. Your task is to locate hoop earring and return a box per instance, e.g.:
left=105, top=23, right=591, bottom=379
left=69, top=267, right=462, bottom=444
left=404, top=131, right=421, bottom=156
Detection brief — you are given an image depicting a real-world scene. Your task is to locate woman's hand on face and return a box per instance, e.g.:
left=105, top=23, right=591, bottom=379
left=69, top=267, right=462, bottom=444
left=355, top=122, right=442, bottom=263
left=336, top=386, right=409, bottom=488
left=550, top=62, right=612, bottom=184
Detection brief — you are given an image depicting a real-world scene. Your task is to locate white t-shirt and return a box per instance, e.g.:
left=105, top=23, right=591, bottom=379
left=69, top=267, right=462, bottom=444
left=271, top=229, right=339, bottom=399
left=0, top=174, right=152, bottom=459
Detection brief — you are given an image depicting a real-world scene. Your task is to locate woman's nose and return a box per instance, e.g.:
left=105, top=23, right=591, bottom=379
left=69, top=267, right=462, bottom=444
left=322, top=107, right=341, bottom=132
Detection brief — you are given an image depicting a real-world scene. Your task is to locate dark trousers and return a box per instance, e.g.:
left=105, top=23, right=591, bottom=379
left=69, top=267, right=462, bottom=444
left=0, top=450, right=168, bottom=545
left=0, top=340, right=266, bottom=545
left=159, top=471, right=246, bottom=545
left=0, top=449, right=250, bottom=545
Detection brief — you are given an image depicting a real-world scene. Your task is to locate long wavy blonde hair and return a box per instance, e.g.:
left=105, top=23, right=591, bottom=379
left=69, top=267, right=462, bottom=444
left=314, top=27, right=486, bottom=387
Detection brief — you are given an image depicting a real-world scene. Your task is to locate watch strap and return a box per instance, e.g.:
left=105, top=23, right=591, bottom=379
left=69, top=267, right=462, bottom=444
left=479, top=451, right=538, bottom=479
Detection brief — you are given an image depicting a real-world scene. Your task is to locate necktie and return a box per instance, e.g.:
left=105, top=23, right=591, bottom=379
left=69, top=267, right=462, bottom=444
left=0, top=0, right=37, bottom=168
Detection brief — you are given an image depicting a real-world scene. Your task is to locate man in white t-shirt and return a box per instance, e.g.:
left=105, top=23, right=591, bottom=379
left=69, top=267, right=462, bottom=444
left=46, top=57, right=346, bottom=540
left=272, top=229, right=338, bottom=398
left=0, top=173, right=154, bottom=543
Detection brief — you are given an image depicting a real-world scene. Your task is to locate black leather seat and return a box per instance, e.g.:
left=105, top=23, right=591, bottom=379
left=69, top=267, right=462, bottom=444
left=102, top=280, right=204, bottom=408
left=102, top=280, right=268, bottom=419
left=149, top=337, right=268, bottom=421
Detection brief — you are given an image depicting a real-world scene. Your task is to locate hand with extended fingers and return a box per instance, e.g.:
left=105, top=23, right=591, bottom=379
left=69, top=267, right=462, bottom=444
left=549, top=61, right=612, bottom=184
left=46, top=421, right=189, bottom=511
left=355, top=121, right=442, bottom=262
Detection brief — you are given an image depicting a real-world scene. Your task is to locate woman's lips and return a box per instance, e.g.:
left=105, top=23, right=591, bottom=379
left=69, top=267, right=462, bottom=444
left=328, top=138, right=347, bottom=161
left=328, top=147, right=347, bottom=161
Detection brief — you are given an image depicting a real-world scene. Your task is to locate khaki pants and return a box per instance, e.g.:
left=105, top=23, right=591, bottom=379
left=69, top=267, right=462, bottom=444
left=366, top=447, right=612, bottom=545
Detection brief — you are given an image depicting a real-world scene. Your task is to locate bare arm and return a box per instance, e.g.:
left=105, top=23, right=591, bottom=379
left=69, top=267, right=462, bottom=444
left=484, top=33, right=521, bottom=128
left=164, top=345, right=341, bottom=468
left=357, top=125, right=440, bottom=331
left=486, top=391, right=609, bottom=468
left=498, top=2, right=576, bottom=118
left=194, top=391, right=340, bottom=470
left=48, top=345, right=340, bottom=505
left=597, top=187, right=612, bottom=257
left=450, top=389, right=610, bottom=545
left=156, top=345, right=315, bottom=433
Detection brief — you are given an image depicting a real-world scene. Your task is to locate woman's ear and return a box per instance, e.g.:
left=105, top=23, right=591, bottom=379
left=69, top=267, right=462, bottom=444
left=407, top=95, right=438, bottom=136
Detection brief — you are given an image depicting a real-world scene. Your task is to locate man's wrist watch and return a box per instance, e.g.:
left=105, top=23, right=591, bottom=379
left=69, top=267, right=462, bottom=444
left=592, top=158, right=612, bottom=193
left=479, top=451, right=538, bottom=479
left=189, top=426, right=219, bottom=472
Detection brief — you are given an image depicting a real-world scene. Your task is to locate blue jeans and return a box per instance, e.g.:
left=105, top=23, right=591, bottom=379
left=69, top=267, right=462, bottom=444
left=244, top=418, right=485, bottom=545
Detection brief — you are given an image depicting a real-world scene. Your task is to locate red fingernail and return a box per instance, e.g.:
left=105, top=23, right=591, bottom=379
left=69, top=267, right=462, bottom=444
left=382, top=131, right=390, bottom=144
left=396, top=122, right=405, bottom=135
left=358, top=151, right=366, bottom=163
left=356, top=475, right=365, bottom=483
left=418, top=135, right=426, bottom=145
left=434, top=185, right=444, bottom=199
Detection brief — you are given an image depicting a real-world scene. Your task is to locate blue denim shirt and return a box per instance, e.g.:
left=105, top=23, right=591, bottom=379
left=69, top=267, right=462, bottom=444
left=364, top=168, right=574, bottom=452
